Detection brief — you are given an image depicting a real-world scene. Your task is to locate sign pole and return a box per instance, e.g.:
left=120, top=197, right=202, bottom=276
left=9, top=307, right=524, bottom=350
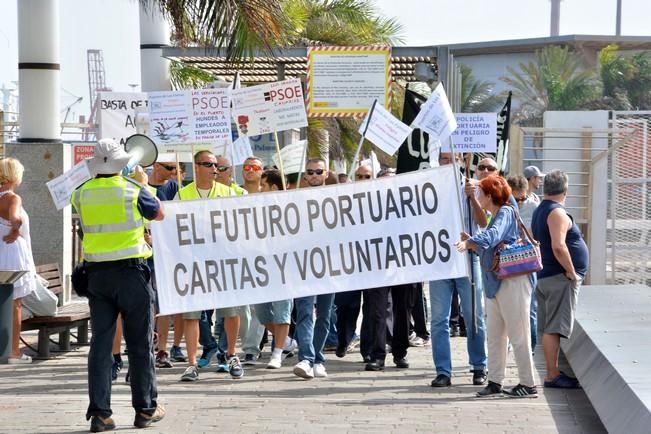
left=348, top=99, right=378, bottom=180
left=295, top=139, right=309, bottom=190
left=273, top=131, right=287, bottom=190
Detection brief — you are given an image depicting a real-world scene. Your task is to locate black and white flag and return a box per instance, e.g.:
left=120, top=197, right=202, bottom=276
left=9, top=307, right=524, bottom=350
left=468, top=92, right=512, bottom=177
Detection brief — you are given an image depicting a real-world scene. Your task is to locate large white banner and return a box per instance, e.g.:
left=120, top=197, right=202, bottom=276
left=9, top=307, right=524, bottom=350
left=231, top=78, right=308, bottom=137
left=97, top=92, right=148, bottom=146
left=152, top=166, right=467, bottom=315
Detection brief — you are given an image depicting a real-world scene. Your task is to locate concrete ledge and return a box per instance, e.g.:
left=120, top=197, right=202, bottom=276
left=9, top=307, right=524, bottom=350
left=562, top=284, right=651, bottom=434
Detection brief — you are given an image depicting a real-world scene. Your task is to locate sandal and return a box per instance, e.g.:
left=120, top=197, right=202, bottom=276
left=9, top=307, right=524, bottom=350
left=8, top=354, right=33, bottom=364
left=544, top=372, right=580, bottom=389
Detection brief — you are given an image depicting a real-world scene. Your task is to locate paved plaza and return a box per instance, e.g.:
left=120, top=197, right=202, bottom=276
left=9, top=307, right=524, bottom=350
left=0, top=331, right=606, bottom=434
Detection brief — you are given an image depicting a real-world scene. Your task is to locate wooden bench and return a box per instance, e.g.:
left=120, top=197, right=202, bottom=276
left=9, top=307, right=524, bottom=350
left=21, top=263, right=90, bottom=359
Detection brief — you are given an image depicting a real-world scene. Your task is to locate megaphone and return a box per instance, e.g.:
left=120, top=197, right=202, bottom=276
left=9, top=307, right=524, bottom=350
left=122, top=134, right=158, bottom=176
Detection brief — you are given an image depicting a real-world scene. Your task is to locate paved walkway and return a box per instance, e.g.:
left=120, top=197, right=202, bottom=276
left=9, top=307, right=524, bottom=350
left=0, top=332, right=605, bottom=434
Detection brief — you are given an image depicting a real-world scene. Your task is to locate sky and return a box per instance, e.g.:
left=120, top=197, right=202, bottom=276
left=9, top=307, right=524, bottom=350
left=1, top=0, right=650, bottom=120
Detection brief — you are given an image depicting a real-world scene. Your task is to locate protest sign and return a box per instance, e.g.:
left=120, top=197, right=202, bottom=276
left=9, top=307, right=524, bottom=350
left=358, top=100, right=412, bottom=155
left=411, top=83, right=457, bottom=143
left=231, top=78, right=308, bottom=137
left=97, top=92, right=148, bottom=146
left=72, top=143, right=96, bottom=165
left=306, top=46, right=391, bottom=118
left=272, top=140, right=307, bottom=174
left=232, top=136, right=254, bottom=166
left=148, top=88, right=232, bottom=149
left=46, top=160, right=92, bottom=210
left=152, top=166, right=467, bottom=315
left=443, top=113, right=497, bottom=153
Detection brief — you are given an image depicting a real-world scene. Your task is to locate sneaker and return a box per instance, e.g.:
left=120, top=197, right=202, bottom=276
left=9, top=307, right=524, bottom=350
left=197, top=346, right=218, bottom=369
left=180, top=365, right=199, bottom=382
left=472, top=369, right=488, bottom=386
left=170, top=345, right=186, bottom=362
left=409, top=336, right=425, bottom=347
left=266, top=356, right=282, bottom=369
left=90, top=415, right=116, bottom=433
left=7, top=354, right=32, bottom=364
left=215, top=353, right=229, bottom=373
left=293, top=360, right=314, bottom=379
left=134, top=404, right=166, bottom=429
left=111, top=360, right=122, bottom=383
left=155, top=350, right=173, bottom=368
left=544, top=372, right=581, bottom=389
left=505, top=384, right=538, bottom=398
left=228, top=355, right=244, bottom=378
left=476, top=381, right=503, bottom=398
left=243, top=353, right=259, bottom=366
left=313, top=363, right=327, bottom=378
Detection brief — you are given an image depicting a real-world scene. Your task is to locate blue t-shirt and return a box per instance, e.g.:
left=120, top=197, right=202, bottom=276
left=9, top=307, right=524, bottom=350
left=531, top=200, right=589, bottom=279
left=149, top=179, right=179, bottom=201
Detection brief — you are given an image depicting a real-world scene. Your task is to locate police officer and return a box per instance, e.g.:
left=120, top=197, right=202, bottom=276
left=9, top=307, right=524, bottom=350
left=71, top=139, right=165, bottom=432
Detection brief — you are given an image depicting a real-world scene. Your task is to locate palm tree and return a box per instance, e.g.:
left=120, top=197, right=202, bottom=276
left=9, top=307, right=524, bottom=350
left=501, top=45, right=599, bottom=121
left=458, top=64, right=503, bottom=113
left=598, top=44, right=651, bottom=110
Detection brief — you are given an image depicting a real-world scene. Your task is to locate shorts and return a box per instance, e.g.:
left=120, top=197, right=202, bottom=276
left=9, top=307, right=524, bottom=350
left=182, top=310, right=202, bottom=320
left=536, top=273, right=582, bottom=339
left=182, top=305, right=245, bottom=320
left=253, top=299, right=293, bottom=325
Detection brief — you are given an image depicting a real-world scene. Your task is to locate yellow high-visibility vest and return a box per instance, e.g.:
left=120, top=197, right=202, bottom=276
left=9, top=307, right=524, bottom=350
left=178, top=181, right=234, bottom=200
left=71, top=176, right=152, bottom=262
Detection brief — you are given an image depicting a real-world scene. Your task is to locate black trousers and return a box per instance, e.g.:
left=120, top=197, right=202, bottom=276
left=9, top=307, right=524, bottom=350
left=360, top=287, right=390, bottom=362
left=390, top=283, right=418, bottom=359
left=410, top=285, right=430, bottom=339
left=335, top=290, right=362, bottom=349
left=86, top=261, right=158, bottom=419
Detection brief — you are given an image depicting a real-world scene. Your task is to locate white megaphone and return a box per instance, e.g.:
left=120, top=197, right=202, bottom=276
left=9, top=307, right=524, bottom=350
left=122, top=134, right=158, bottom=176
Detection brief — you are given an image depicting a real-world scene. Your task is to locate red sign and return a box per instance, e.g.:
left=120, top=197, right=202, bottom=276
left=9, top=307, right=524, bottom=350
left=73, top=144, right=96, bottom=165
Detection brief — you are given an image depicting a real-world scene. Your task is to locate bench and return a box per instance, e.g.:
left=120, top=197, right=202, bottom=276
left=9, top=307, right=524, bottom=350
left=21, top=263, right=90, bottom=359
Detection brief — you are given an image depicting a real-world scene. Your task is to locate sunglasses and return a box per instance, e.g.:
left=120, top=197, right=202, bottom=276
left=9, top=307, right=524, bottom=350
left=159, top=163, right=177, bottom=171
left=306, top=169, right=324, bottom=176
left=196, top=162, right=218, bottom=168
left=243, top=164, right=263, bottom=172
left=356, top=174, right=372, bottom=180
left=477, top=164, right=497, bottom=172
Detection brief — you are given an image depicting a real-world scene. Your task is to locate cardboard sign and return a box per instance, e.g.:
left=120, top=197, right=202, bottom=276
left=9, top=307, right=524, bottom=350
left=231, top=78, right=308, bottom=137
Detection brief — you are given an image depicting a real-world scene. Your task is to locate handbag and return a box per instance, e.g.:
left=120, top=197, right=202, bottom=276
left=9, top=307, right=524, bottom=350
left=491, top=206, right=542, bottom=279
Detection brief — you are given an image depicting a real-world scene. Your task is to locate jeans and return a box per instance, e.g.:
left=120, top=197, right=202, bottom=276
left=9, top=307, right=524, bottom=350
left=324, top=306, right=338, bottom=347
left=239, top=305, right=265, bottom=356
left=530, top=273, right=538, bottom=351
left=429, top=276, right=487, bottom=377
left=295, top=293, right=335, bottom=365
left=200, top=310, right=218, bottom=350
left=86, top=262, right=157, bottom=419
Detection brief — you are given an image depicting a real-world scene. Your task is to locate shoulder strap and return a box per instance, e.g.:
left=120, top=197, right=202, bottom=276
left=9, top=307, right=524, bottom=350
left=505, top=203, right=539, bottom=246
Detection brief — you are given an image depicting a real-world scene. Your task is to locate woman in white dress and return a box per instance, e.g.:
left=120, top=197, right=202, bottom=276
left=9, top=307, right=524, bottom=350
left=0, top=158, right=35, bottom=363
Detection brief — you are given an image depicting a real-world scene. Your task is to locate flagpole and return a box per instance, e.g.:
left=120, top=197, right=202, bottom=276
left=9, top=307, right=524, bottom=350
left=348, top=99, right=378, bottom=180
left=273, top=131, right=287, bottom=190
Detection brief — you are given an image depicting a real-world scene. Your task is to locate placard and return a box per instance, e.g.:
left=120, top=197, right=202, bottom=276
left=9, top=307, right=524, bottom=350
left=444, top=113, right=497, bottom=152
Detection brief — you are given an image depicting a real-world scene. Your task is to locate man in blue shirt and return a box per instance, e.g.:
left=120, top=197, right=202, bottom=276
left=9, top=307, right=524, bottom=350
left=531, top=170, right=589, bottom=389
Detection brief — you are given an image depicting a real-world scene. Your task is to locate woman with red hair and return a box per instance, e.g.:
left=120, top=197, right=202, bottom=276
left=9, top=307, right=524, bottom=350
left=456, top=175, right=537, bottom=398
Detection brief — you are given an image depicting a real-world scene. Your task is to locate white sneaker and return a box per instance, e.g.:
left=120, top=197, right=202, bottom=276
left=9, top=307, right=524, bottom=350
left=7, top=354, right=32, bottom=364
left=293, top=360, right=314, bottom=379
left=313, top=363, right=327, bottom=378
left=267, top=356, right=282, bottom=369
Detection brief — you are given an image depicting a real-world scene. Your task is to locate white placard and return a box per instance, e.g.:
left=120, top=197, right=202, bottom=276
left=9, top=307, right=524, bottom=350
left=232, top=136, right=254, bottom=166
left=443, top=113, right=497, bottom=153
left=148, top=88, right=232, bottom=148
left=231, top=78, right=308, bottom=137
left=411, top=83, right=457, bottom=144
left=359, top=100, right=412, bottom=155
left=272, top=140, right=307, bottom=174
left=152, top=166, right=467, bottom=315
left=97, top=92, right=148, bottom=146
left=46, top=160, right=92, bottom=210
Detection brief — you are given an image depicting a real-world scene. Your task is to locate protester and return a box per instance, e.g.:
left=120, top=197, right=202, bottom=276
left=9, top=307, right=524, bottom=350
left=523, top=165, right=544, bottom=204
left=508, top=174, right=540, bottom=352
left=429, top=152, right=487, bottom=387
left=251, top=169, right=298, bottom=369
left=215, top=155, right=246, bottom=195
left=532, top=170, right=588, bottom=389
left=293, top=158, right=335, bottom=379
left=0, top=157, right=35, bottom=364
left=71, top=139, right=165, bottom=431
left=456, top=175, right=538, bottom=398
left=175, top=150, right=240, bottom=382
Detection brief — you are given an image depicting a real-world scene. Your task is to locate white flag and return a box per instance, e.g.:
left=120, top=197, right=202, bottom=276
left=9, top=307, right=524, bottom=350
left=358, top=100, right=412, bottom=156
left=272, top=140, right=307, bottom=174
left=411, top=83, right=457, bottom=144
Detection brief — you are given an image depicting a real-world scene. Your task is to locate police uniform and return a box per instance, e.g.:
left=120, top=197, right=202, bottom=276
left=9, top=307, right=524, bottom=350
left=72, top=140, right=162, bottom=427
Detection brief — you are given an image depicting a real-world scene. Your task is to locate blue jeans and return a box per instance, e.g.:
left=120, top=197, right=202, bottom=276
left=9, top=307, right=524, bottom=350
left=429, top=276, right=487, bottom=377
left=295, top=293, right=335, bottom=365
left=530, top=273, right=538, bottom=351
left=86, top=261, right=157, bottom=419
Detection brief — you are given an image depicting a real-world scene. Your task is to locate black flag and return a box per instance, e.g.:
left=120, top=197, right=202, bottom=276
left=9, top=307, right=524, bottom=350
left=396, top=89, right=431, bottom=174
left=468, top=91, right=512, bottom=177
